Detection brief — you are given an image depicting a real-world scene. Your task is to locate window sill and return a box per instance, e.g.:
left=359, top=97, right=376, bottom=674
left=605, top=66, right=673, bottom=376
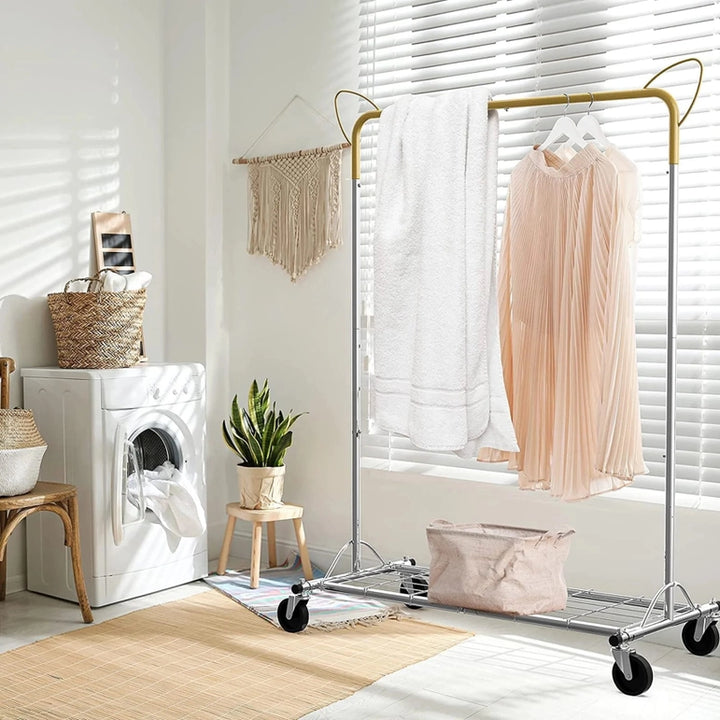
left=362, top=457, right=720, bottom=511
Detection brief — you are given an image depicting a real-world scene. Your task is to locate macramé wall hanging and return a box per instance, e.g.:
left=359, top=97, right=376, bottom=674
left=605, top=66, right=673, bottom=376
left=233, top=96, right=349, bottom=282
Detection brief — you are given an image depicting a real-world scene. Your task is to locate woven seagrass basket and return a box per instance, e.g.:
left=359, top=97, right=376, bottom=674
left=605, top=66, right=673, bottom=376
left=0, top=409, right=47, bottom=496
left=47, top=273, right=146, bottom=369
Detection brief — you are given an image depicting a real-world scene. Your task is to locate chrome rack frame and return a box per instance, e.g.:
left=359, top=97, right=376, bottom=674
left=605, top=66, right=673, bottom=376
left=279, top=59, right=720, bottom=696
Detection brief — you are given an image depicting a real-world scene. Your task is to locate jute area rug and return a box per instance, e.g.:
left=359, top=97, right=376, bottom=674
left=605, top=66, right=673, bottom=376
left=0, top=589, right=471, bottom=720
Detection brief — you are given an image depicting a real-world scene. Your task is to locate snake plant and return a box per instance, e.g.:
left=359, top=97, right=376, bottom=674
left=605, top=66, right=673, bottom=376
left=222, top=379, right=306, bottom=467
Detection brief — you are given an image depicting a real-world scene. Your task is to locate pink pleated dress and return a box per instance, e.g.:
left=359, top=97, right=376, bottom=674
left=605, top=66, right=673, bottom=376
left=479, top=144, right=647, bottom=501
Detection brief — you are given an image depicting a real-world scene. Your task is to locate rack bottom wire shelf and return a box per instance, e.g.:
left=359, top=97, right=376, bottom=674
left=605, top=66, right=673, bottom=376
left=277, top=556, right=720, bottom=696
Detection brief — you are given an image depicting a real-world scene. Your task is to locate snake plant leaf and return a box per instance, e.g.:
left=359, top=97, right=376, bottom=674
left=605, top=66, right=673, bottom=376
left=230, top=395, right=243, bottom=432
left=230, top=426, right=253, bottom=463
left=222, top=421, right=241, bottom=456
left=273, top=413, right=292, bottom=439
left=236, top=406, right=262, bottom=464
left=260, top=409, right=276, bottom=464
left=240, top=408, right=262, bottom=443
left=286, top=411, right=307, bottom=429
left=256, top=382, right=270, bottom=432
left=247, top=380, right=263, bottom=434
left=245, top=433, right=264, bottom=465
left=271, top=411, right=305, bottom=446
left=267, top=424, right=290, bottom=462
left=269, top=431, right=293, bottom=466
left=259, top=380, right=270, bottom=412
left=252, top=379, right=271, bottom=434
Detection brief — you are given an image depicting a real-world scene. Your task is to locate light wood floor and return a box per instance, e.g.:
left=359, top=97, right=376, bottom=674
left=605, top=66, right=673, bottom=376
left=1, top=557, right=718, bottom=720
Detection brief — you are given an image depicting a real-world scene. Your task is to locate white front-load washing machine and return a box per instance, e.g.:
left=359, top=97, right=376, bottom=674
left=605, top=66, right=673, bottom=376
left=22, top=363, right=208, bottom=607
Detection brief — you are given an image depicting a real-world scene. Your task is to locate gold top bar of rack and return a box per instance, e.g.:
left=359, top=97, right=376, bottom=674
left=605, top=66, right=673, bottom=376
left=351, top=87, right=680, bottom=179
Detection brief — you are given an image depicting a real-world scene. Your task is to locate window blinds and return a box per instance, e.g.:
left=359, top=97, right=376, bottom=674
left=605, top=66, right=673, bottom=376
left=358, top=0, right=720, bottom=499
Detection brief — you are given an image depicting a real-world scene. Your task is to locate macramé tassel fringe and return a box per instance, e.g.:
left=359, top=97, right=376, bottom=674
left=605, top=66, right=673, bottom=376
left=247, top=144, right=343, bottom=281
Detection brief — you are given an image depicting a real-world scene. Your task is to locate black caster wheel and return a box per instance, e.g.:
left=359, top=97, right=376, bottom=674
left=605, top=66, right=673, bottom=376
left=612, top=653, right=653, bottom=696
left=399, top=576, right=429, bottom=609
left=277, top=598, right=309, bottom=633
left=681, top=619, right=719, bottom=656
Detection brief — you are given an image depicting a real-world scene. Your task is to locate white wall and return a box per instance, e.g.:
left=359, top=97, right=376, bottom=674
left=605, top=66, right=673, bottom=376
left=0, top=0, right=165, bottom=591
left=224, top=0, right=720, bottom=619
left=0, top=1, right=166, bottom=379
left=224, top=0, right=359, bottom=553
left=163, top=0, right=231, bottom=556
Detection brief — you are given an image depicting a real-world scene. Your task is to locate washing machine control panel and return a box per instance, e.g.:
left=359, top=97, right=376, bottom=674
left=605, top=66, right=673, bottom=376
left=101, top=365, right=204, bottom=410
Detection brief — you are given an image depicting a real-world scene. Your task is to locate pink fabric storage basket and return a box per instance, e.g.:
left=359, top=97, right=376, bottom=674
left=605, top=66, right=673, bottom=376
left=427, top=520, right=575, bottom=616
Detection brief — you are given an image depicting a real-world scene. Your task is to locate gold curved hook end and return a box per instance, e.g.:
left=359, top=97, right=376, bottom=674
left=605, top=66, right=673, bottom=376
left=334, top=90, right=381, bottom=144
left=644, top=57, right=703, bottom=126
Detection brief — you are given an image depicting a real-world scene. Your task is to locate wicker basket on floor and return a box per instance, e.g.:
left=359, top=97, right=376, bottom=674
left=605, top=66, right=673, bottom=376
left=47, top=273, right=146, bottom=369
left=0, top=409, right=47, bottom=496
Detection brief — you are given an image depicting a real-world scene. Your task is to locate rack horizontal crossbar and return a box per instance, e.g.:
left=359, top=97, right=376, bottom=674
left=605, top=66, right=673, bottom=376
left=351, top=87, right=680, bottom=177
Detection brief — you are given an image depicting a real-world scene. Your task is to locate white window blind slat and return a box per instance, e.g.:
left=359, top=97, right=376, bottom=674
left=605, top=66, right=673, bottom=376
left=359, top=0, right=720, bottom=499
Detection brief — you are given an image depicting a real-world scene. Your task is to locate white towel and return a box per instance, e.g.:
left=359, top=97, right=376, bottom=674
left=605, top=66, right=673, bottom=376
left=372, top=88, right=518, bottom=456
left=123, top=270, right=152, bottom=291
left=101, top=270, right=152, bottom=292
left=127, top=461, right=206, bottom=538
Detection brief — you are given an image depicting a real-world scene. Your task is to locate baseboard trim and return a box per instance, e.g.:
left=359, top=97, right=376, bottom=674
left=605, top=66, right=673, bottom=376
left=220, top=528, right=355, bottom=574
left=6, top=573, right=26, bottom=595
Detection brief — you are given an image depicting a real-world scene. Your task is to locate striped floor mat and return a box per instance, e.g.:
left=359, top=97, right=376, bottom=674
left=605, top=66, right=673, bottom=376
left=204, top=555, right=406, bottom=630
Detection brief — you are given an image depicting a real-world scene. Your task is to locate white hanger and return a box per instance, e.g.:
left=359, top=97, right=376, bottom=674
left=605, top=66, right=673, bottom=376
left=538, top=94, right=586, bottom=151
left=576, top=92, right=610, bottom=149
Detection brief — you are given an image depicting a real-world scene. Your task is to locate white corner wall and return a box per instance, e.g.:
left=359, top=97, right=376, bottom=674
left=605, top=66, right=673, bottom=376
left=163, top=0, right=231, bottom=556
left=225, top=0, right=359, bottom=553
left=0, top=0, right=165, bottom=592
left=224, top=0, right=720, bottom=621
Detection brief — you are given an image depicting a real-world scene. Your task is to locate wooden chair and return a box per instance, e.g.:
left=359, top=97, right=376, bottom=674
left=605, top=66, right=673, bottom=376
left=0, top=357, right=93, bottom=623
left=216, top=503, right=313, bottom=589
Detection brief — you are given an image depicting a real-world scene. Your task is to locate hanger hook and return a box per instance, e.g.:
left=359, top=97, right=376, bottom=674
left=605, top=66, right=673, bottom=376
left=587, top=91, right=594, bottom=113
left=562, top=93, right=570, bottom=114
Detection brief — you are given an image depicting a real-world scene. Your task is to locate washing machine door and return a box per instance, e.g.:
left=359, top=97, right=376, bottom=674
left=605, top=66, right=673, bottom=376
left=112, top=424, right=146, bottom=546
left=107, top=409, right=203, bottom=575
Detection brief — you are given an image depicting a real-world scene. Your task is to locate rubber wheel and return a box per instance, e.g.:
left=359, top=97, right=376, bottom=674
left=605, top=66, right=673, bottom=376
left=682, top=619, right=719, bottom=656
left=611, top=653, right=654, bottom=696
left=399, top=576, right=429, bottom=609
left=277, top=598, right=309, bottom=633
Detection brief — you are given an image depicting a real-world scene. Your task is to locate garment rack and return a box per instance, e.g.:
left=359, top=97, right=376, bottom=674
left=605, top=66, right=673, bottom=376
left=279, top=58, right=719, bottom=696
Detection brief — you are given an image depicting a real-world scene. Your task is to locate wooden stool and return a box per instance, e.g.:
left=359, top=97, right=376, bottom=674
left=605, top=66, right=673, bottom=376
left=0, top=481, right=93, bottom=623
left=217, top=503, right=313, bottom=589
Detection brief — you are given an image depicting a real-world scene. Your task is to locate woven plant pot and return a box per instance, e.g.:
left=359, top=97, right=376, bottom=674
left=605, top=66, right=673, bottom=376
left=0, top=409, right=47, bottom=496
left=47, top=276, right=146, bottom=369
left=237, top=465, right=285, bottom=510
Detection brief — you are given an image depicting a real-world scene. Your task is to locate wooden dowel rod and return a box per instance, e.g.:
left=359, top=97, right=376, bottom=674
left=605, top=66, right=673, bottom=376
left=0, top=358, right=16, bottom=410
left=232, top=141, right=351, bottom=165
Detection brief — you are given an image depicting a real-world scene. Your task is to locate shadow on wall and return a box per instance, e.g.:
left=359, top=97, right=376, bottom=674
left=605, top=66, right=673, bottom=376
left=0, top=127, right=121, bottom=403
left=0, top=1, right=125, bottom=398
left=0, top=295, right=54, bottom=406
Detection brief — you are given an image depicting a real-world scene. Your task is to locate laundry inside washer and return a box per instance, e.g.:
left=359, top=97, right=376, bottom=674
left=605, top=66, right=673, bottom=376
left=122, top=426, right=181, bottom=522
left=126, top=458, right=206, bottom=538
